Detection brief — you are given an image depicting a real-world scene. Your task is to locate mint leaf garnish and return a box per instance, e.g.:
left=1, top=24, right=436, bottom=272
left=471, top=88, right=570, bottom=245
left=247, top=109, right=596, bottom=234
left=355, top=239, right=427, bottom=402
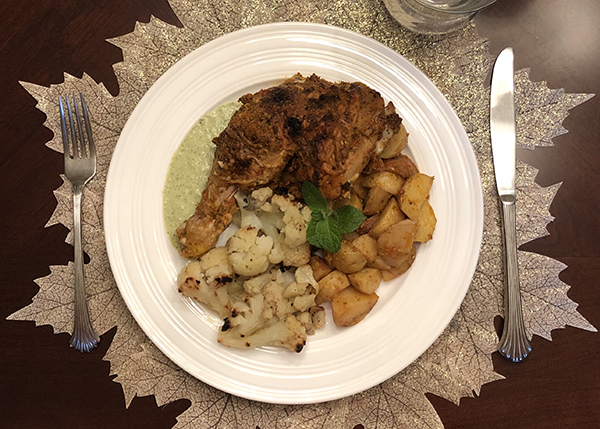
left=306, top=218, right=321, bottom=249
left=302, top=181, right=329, bottom=213
left=310, top=210, right=325, bottom=222
left=315, top=217, right=342, bottom=253
left=335, top=205, right=366, bottom=234
left=302, top=181, right=365, bottom=253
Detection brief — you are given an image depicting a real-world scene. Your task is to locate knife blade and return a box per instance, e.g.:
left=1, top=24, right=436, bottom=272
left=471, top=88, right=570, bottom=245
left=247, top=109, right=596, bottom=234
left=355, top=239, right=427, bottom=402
left=491, top=47, right=532, bottom=362
left=491, top=48, right=516, bottom=200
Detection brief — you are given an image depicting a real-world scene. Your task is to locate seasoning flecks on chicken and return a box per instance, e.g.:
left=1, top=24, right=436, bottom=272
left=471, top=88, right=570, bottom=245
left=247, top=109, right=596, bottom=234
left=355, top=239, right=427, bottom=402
left=177, top=74, right=403, bottom=259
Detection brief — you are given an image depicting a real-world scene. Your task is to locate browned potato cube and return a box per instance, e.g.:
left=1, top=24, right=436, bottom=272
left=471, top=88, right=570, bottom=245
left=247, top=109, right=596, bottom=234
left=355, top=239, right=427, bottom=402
left=351, top=234, right=378, bottom=263
left=333, top=191, right=363, bottom=212
left=348, top=267, right=383, bottom=295
left=364, top=154, right=418, bottom=179
left=377, top=219, right=417, bottom=267
left=316, top=270, right=351, bottom=304
left=369, top=197, right=404, bottom=238
left=332, top=286, right=379, bottom=326
left=381, top=155, right=419, bottom=179
left=379, top=123, right=409, bottom=159
left=331, top=239, right=367, bottom=274
left=362, top=171, right=405, bottom=195
left=381, top=246, right=417, bottom=281
left=400, top=173, right=434, bottom=220
left=363, top=186, right=391, bottom=216
left=367, top=255, right=393, bottom=270
left=415, top=200, right=437, bottom=243
left=309, top=255, right=332, bottom=281
left=322, top=250, right=333, bottom=268
left=356, top=214, right=380, bottom=235
left=352, top=178, right=369, bottom=200
left=342, top=231, right=359, bottom=242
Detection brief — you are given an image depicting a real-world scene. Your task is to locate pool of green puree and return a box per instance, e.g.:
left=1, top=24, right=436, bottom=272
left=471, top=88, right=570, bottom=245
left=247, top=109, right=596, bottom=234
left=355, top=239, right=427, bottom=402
left=163, top=101, right=242, bottom=248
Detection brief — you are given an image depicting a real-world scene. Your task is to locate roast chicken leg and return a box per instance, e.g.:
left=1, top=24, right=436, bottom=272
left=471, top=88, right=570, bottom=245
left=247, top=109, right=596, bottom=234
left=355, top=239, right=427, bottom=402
left=177, top=74, right=403, bottom=259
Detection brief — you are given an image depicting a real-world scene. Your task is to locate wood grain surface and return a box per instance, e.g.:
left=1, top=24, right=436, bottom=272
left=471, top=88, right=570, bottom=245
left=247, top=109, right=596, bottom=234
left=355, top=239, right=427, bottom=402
left=0, top=1, right=598, bottom=428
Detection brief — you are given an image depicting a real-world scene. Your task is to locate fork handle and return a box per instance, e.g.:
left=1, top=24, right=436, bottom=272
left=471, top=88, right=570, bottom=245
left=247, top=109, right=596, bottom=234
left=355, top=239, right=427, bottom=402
left=497, top=198, right=531, bottom=362
left=70, top=185, right=100, bottom=352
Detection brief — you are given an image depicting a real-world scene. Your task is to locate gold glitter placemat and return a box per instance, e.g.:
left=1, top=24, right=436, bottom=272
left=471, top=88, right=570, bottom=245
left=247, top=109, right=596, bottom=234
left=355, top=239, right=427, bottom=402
left=9, top=1, right=596, bottom=428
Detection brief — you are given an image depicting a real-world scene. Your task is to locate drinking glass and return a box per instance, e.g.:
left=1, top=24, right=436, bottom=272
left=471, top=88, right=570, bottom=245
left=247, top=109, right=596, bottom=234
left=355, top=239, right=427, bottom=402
left=383, top=0, right=498, bottom=35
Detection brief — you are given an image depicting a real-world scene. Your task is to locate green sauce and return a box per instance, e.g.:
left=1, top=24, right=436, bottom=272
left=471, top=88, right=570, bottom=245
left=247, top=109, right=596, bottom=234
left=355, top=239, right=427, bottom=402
left=163, top=101, right=242, bottom=248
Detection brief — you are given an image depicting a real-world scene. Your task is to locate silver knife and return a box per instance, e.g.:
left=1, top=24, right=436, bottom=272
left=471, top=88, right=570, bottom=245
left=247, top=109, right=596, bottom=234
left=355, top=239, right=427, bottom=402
left=491, top=47, right=531, bottom=362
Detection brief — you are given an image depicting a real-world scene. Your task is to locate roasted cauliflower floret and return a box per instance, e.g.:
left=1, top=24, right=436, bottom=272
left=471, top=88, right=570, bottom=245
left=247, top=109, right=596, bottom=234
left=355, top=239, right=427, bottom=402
left=277, top=199, right=309, bottom=248
left=292, top=293, right=316, bottom=312
left=224, top=293, right=265, bottom=336
left=218, top=313, right=307, bottom=353
left=284, top=264, right=319, bottom=312
left=177, top=260, right=231, bottom=319
left=227, top=226, right=274, bottom=276
left=280, top=240, right=311, bottom=267
left=262, top=279, right=291, bottom=319
left=296, top=306, right=326, bottom=335
left=295, top=264, right=319, bottom=292
left=310, top=305, right=326, bottom=330
left=236, top=188, right=312, bottom=268
left=199, top=246, right=235, bottom=285
left=243, top=269, right=278, bottom=295
left=249, top=187, right=273, bottom=209
left=283, top=281, right=308, bottom=299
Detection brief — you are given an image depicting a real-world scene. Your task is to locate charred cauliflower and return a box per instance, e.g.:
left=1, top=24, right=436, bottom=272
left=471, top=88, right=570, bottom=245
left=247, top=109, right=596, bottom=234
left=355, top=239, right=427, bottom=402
left=218, top=313, right=307, bottom=353
left=178, top=188, right=325, bottom=353
left=177, top=247, right=236, bottom=319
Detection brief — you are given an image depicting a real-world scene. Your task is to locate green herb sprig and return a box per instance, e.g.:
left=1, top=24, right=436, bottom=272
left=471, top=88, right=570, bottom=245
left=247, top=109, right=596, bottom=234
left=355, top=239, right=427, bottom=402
left=302, top=181, right=365, bottom=253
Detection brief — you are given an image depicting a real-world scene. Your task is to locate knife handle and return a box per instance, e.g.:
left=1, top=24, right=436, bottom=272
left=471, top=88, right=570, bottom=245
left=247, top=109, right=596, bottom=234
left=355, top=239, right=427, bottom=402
left=497, top=197, right=532, bottom=362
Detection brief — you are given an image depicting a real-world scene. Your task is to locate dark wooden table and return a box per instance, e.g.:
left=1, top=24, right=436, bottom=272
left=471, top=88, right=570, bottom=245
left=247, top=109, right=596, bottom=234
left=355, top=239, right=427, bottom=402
left=1, top=1, right=598, bottom=428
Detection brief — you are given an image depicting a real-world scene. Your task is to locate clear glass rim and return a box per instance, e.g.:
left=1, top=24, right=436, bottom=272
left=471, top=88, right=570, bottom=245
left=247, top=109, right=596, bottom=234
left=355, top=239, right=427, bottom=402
left=414, top=0, right=498, bottom=14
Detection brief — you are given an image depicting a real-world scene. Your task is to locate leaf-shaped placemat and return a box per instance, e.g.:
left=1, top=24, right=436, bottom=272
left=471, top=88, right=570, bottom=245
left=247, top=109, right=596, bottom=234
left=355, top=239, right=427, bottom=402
left=8, top=0, right=596, bottom=428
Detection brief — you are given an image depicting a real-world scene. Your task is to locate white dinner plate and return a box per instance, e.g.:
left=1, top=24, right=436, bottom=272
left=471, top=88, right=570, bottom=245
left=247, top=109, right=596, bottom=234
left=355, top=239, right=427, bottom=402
left=104, top=22, right=483, bottom=404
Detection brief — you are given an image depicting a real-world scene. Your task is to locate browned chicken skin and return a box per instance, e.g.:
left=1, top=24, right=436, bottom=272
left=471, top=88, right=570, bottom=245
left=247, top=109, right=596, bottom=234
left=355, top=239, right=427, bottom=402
left=177, top=74, right=403, bottom=259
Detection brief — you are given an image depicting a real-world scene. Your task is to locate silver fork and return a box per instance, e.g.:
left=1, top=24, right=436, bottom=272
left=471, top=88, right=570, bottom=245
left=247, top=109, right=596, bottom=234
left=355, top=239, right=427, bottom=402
left=59, top=94, right=100, bottom=353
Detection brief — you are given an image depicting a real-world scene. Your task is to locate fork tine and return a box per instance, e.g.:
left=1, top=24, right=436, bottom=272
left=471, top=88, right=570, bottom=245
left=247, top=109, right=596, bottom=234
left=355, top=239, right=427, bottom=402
left=65, top=96, right=79, bottom=159
left=79, top=94, right=96, bottom=160
left=71, top=94, right=87, bottom=159
left=58, top=96, right=70, bottom=159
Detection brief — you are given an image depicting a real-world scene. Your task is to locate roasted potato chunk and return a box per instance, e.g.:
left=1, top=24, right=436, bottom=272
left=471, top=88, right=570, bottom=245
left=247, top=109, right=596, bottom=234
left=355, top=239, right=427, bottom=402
left=351, top=234, right=378, bottom=263
left=379, top=123, right=408, bottom=159
left=352, top=178, right=369, bottom=200
left=381, top=246, right=417, bottom=281
left=316, top=270, right=351, bottom=304
left=331, top=239, right=367, bottom=274
left=332, top=287, right=379, bottom=326
left=363, top=171, right=405, bottom=195
left=415, top=200, right=437, bottom=243
left=357, top=214, right=380, bottom=235
left=348, top=267, right=383, bottom=295
left=309, top=255, right=332, bottom=281
left=381, top=155, right=419, bottom=179
left=365, top=154, right=418, bottom=179
left=369, top=197, right=404, bottom=238
left=400, top=173, right=434, bottom=219
left=333, top=191, right=363, bottom=212
left=377, top=219, right=417, bottom=267
left=367, top=255, right=393, bottom=270
left=363, top=186, right=391, bottom=216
